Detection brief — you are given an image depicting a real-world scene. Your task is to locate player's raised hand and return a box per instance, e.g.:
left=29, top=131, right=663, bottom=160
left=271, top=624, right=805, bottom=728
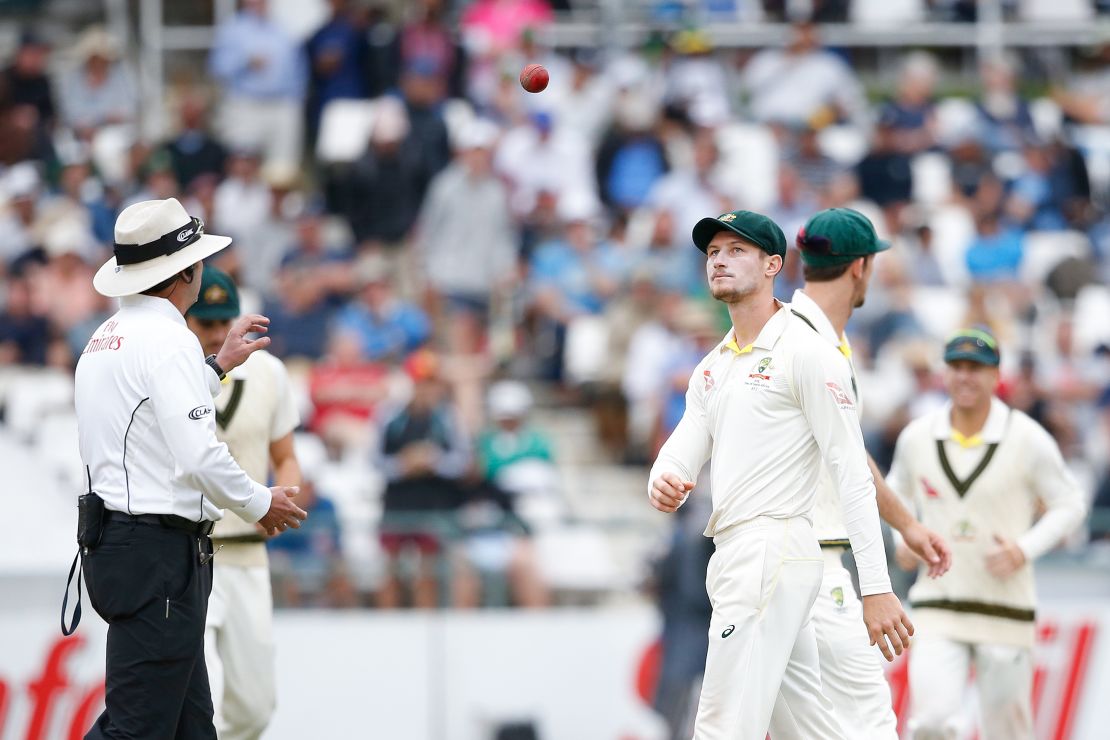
left=862, top=592, right=914, bottom=662
left=649, top=473, right=694, bottom=513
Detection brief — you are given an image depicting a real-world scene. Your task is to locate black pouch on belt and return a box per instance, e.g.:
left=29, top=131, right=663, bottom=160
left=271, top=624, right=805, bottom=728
left=62, top=467, right=104, bottom=635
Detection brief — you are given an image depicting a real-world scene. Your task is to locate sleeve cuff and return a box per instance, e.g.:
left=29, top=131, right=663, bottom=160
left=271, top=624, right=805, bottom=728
left=859, top=579, right=894, bottom=597
left=205, top=364, right=222, bottom=398
left=235, top=482, right=272, bottom=523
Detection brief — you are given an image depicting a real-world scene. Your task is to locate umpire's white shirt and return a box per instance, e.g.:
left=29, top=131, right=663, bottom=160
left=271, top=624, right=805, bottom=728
left=75, top=294, right=272, bottom=523
left=649, top=303, right=892, bottom=595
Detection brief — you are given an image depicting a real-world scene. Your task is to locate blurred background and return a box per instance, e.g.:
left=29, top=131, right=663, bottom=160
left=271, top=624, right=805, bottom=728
left=1, top=0, right=1110, bottom=738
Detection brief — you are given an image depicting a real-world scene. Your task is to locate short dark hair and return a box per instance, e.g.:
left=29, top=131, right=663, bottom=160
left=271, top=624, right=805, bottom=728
left=802, top=254, right=870, bottom=283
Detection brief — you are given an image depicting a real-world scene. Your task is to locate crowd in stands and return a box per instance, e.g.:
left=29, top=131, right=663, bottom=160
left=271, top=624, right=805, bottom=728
left=2, top=0, right=1110, bottom=611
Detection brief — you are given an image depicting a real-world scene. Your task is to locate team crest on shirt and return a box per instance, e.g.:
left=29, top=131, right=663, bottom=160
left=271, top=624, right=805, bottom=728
left=830, top=586, right=846, bottom=611
left=824, top=381, right=854, bottom=409
left=703, top=369, right=715, bottom=392
left=954, top=519, right=977, bottom=541
left=745, top=356, right=774, bottom=388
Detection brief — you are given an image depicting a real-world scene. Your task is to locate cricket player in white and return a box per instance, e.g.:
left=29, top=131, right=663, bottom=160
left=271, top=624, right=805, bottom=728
left=769, top=208, right=953, bottom=739
left=648, top=210, right=912, bottom=740
left=187, top=267, right=301, bottom=740
left=888, top=328, right=1086, bottom=739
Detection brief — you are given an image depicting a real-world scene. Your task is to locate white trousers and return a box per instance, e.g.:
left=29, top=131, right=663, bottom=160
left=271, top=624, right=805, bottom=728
left=205, top=564, right=276, bottom=740
left=771, top=552, right=898, bottom=739
left=218, top=96, right=303, bottom=172
left=908, top=635, right=1033, bottom=740
left=693, top=516, right=846, bottom=740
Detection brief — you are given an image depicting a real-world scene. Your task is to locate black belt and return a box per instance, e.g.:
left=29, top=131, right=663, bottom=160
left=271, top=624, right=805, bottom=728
left=211, top=534, right=266, bottom=545
left=106, top=510, right=214, bottom=537
left=819, top=539, right=851, bottom=550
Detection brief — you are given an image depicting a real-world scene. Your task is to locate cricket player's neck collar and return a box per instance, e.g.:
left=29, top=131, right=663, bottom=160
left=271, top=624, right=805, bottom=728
left=120, top=294, right=187, bottom=326
left=721, top=301, right=788, bottom=355
left=935, top=397, right=1010, bottom=444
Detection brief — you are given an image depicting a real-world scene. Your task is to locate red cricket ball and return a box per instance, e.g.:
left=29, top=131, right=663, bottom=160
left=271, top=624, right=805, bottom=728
left=519, top=64, right=549, bottom=93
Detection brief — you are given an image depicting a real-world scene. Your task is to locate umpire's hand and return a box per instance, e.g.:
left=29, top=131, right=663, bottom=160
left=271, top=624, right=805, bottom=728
left=861, top=592, right=914, bottom=662
left=259, top=486, right=308, bottom=536
left=215, top=314, right=271, bottom=373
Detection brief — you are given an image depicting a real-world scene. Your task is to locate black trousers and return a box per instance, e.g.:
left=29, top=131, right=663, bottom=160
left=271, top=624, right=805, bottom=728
left=83, top=516, right=216, bottom=740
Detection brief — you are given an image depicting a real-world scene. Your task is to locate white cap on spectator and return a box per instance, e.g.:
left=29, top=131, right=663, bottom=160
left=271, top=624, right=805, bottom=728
left=73, top=26, right=120, bottom=62
left=2, top=162, right=41, bottom=200
left=43, top=217, right=94, bottom=260
left=557, top=189, right=600, bottom=223
left=457, top=118, right=500, bottom=150
left=489, top=380, right=533, bottom=420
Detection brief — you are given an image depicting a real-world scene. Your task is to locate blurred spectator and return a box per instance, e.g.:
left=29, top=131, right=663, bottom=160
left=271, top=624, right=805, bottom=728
left=596, top=92, right=667, bottom=212
left=662, top=30, right=731, bottom=126
left=0, top=162, right=44, bottom=265
left=548, top=48, right=612, bottom=150
left=880, top=52, right=939, bottom=155
left=1093, top=387, right=1110, bottom=539
left=477, top=381, right=553, bottom=482
left=266, top=208, right=353, bottom=358
left=460, top=0, right=553, bottom=57
left=416, top=119, right=517, bottom=354
left=209, top=0, right=307, bottom=171
left=376, top=349, right=473, bottom=608
left=965, top=210, right=1024, bottom=283
left=165, top=90, right=227, bottom=190
left=741, top=21, right=866, bottom=128
left=856, top=109, right=913, bottom=224
left=50, top=155, right=115, bottom=246
left=529, top=193, right=622, bottom=380
left=58, top=26, right=136, bottom=138
left=0, top=273, right=50, bottom=365
left=398, top=60, right=452, bottom=185
left=893, top=211, right=946, bottom=287
left=30, top=218, right=101, bottom=350
left=306, top=0, right=367, bottom=143
left=333, top=256, right=431, bottom=362
left=635, top=208, right=704, bottom=296
left=307, top=331, right=394, bottom=453
left=647, top=127, right=732, bottom=251
left=212, top=148, right=272, bottom=288
left=784, top=123, right=844, bottom=195
left=975, top=53, right=1036, bottom=153
left=267, top=475, right=354, bottom=608
left=0, top=30, right=54, bottom=163
left=335, top=97, right=424, bottom=250
left=497, top=110, right=596, bottom=218
left=1005, top=137, right=1068, bottom=231
left=399, top=0, right=467, bottom=100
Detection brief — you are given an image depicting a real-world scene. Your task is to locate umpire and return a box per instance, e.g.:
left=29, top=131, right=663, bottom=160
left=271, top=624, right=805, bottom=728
left=74, top=198, right=307, bottom=739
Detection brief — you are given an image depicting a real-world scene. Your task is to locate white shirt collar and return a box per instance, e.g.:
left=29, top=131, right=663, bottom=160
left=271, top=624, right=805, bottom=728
left=119, top=294, right=187, bottom=327
left=714, top=301, right=791, bottom=355
left=932, top=397, right=1011, bottom=443
left=789, top=289, right=840, bottom=347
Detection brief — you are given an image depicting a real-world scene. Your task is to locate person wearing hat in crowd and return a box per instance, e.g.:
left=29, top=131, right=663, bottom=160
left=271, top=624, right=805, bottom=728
left=775, top=207, right=953, bottom=739
left=887, top=328, right=1086, bottom=740
left=186, top=267, right=301, bottom=740
left=59, top=25, right=136, bottom=137
left=73, top=198, right=307, bottom=739
left=648, top=208, right=911, bottom=738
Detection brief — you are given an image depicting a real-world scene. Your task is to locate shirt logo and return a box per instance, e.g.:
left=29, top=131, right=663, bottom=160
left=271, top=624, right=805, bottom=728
left=721, top=624, right=735, bottom=638
left=177, top=228, right=195, bottom=242
left=703, top=369, right=715, bottom=392
left=188, top=405, right=212, bottom=420
left=921, top=477, right=941, bottom=499
left=825, top=381, right=854, bottom=408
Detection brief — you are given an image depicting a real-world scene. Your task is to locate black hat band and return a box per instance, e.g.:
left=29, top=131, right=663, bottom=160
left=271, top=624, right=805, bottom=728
left=113, top=217, right=204, bottom=266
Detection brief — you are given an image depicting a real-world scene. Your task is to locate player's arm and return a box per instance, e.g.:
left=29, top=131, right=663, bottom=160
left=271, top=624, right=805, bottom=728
left=794, top=344, right=912, bottom=661
left=269, top=432, right=302, bottom=488
left=871, top=453, right=951, bottom=578
left=886, top=429, right=930, bottom=573
left=647, top=369, right=712, bottom=514
left=988, top=423, right=1088, bottom=578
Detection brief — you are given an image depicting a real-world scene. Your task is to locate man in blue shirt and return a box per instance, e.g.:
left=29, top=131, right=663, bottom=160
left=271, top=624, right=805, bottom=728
left=209, top=0, right=307, bottom=171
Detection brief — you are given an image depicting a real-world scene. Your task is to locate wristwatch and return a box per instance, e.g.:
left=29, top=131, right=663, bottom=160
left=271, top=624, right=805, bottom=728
left=205, top=354, right=227, bottom=381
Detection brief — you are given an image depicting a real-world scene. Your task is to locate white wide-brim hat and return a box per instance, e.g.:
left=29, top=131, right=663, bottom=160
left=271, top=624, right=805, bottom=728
left=94, top=197, right=231, bottom=297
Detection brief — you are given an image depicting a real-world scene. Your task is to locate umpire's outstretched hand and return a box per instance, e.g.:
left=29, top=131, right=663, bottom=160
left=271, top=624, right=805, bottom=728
left=259, top=486, right=307, bottom=536
left=215, top=313, right=271, bottom=373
